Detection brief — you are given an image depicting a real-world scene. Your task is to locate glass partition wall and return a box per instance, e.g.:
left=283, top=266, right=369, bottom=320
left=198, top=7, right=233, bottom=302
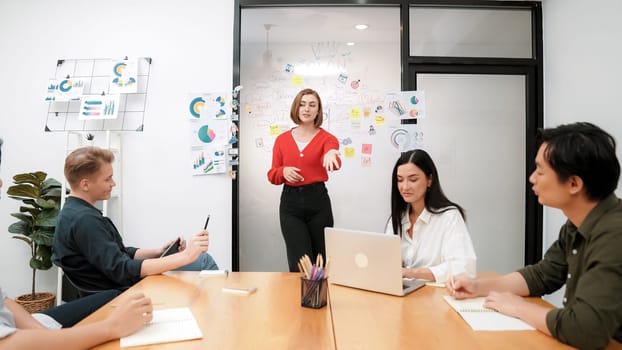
left=234, top=1, right=543, bottom=273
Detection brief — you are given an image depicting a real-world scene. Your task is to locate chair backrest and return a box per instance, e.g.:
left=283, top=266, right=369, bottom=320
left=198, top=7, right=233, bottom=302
left=63, top=273, right=107, bottom=299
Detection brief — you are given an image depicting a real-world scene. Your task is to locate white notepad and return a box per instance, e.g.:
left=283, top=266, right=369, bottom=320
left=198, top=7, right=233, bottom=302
left=120, top=307, right=203, bottom=347
left=443, top=296, right=535, bottom=331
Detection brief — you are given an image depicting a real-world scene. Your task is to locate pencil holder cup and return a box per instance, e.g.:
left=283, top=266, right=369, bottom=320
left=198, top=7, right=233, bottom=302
left=300, top=277, right=328, bottom=309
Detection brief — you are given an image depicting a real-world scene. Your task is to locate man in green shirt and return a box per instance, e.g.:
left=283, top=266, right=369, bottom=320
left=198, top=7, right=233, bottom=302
left=448, top=122, right=622, bottom=349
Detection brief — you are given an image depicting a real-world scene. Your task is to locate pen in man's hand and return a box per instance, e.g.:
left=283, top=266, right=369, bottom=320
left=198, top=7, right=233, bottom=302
left=204, top=215, right=211, bottom=230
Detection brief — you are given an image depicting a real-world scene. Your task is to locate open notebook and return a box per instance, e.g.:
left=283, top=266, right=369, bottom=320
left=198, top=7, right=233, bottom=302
left=120, top=307, right=203, bottom=347
left=443, top=296, right=535, bottom=331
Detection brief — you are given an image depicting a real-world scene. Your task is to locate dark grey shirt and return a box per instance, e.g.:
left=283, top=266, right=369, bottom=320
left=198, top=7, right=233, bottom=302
left=519, top=194, right=622, bottom=350
left=52, top=196, right=143, bottom=291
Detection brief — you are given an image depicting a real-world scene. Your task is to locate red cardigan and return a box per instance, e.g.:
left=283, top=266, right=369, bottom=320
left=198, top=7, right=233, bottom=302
left=267, top=128, right=341, bottom=186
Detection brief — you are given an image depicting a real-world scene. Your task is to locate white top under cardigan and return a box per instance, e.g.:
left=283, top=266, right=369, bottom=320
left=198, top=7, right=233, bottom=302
left=384, top=206, right=477, bottom=282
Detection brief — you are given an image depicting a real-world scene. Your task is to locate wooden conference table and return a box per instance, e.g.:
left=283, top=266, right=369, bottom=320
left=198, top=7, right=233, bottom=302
left=81, top=271, right=582, bottom=349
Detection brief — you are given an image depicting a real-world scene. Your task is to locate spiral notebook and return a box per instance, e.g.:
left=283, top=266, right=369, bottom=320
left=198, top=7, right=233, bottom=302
left=443, top=296, right=535, bottom=331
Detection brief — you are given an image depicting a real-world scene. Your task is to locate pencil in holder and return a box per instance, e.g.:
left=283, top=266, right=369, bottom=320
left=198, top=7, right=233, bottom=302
left=300, top=277, right=328, bottom=309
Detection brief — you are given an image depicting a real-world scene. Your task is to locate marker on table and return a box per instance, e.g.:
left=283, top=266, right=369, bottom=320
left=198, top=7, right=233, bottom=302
left=204, top=215, right=211, bottom=230
left=222, top=287, right=257, bottom=295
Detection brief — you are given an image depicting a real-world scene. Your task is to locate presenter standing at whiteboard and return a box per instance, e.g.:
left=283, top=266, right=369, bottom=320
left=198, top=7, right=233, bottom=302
left=386, top=149, right=476, bottom=283
left=267, top=88, right=341, bottom=272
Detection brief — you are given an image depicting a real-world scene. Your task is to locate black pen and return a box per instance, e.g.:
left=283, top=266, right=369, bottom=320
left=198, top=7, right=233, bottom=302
left=204, top=215, right=211, bottom=229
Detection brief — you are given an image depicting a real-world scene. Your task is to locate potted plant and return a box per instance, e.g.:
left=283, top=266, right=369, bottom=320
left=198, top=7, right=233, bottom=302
left=7, top=171, right=62, bottom=313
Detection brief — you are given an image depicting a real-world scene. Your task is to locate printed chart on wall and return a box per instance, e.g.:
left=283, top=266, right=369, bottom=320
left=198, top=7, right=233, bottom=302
left=45, top=77, right=85, bottom=101
left=79, top=94, right=120, bottom=120
left=187, top=93, right=231, bottom=175
left=385, top=91, right=426, bottom=152
left=109, top=59, right=138, bottom=94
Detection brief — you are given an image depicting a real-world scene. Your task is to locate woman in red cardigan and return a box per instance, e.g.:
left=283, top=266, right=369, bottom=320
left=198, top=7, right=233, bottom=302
left=267, top=88, right=341, bottom=272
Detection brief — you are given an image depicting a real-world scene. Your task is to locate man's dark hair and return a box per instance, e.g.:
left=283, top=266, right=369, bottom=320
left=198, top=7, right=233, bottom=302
left=538, top=122, right=620, bottom=200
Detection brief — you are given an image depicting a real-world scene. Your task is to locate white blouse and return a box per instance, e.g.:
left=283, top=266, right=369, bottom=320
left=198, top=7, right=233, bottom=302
left=384, top=207, right=477, bottom=282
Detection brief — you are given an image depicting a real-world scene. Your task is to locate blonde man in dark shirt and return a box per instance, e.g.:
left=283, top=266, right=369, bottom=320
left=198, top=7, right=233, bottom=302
left=53, top=146, right=216, bottom=292
left=0, top=148, right=153, bottom=349
left=448, top=122, right=622, bottom=350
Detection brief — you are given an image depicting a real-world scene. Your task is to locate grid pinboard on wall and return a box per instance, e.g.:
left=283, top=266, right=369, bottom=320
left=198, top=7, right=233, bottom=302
left=44, top=57, right=152, bottom=132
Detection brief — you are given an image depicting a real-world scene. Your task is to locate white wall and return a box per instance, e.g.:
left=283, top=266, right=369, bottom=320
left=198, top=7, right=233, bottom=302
left=0, top=0, right=234, bottom=298
left=542, top=0, right=622, bottom=305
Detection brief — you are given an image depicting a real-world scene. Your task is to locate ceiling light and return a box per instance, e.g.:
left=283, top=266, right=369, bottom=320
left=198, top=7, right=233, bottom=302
left=346, top=42, right=355, bottom=46
left=355, top=24, right=368, bottom=30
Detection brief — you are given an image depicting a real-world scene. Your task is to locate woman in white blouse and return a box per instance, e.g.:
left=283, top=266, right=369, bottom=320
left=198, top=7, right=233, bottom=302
left=386, top=149, right=476, bottom=283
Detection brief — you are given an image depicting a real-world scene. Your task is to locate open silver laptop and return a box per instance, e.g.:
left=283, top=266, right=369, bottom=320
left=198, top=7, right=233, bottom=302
left=325, top=227, right=425, bottom=296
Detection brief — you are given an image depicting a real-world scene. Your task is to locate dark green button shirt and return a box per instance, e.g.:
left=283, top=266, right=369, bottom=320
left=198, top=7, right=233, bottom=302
left=52, top=196, right=143, bottom=291
left=519, top=194, right=622, bottom=350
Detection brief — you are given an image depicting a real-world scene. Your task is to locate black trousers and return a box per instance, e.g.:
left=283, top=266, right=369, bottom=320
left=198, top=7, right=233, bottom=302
left=279, top=182, right=334, bottom=272
left=41, top=289, right=120, bottom=327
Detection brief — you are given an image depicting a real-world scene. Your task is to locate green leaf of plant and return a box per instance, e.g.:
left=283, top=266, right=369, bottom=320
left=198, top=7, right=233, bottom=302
left=30, top=257, right=45, bottom=270
left=12, top=173, right=43, bottom=186
left=32, top=230, right=54, bottom=246
left=30, top=244, right=53, bottom=271
left=10, top=212, right=33, bottom=224
left=35, top=198, right=57, bottom=209
left=40, top=258, right=53, bottom=270
left=9, top=221, right=30, bottom=235
left=42, top=178, right=62, bottom=190
left=18, top=206, right=40, bottom=217
left=33, top=171, right=48, bottom=182
left=41, top=187, right=62, bottom=199
left=36, top=209, right=59, bottom=227
left=7, top=183, right=39, bottom=199
left=21, top=199, right=39, bottom=208
left=11, top=235, right=32, bottom=245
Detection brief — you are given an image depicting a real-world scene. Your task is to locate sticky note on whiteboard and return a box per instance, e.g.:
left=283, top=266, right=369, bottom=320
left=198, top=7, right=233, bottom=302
left=269, top=124, right=281, bottom=136
left=291, top=75, right=303, bottom=87
left=344, top=147, right=355, bottom=158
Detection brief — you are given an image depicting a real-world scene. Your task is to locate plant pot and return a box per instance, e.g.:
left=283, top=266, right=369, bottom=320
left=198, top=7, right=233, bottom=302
left=15, top=292, right=56, bottom=313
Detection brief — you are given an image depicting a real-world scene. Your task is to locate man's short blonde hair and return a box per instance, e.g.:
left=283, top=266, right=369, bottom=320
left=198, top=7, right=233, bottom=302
left=64, top=146, right=114, bottom=188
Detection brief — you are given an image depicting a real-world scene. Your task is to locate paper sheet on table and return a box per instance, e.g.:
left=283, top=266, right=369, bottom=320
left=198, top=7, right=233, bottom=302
left=120, top=307, right=202, bottom=347
left=443, top=296, right=535, bottom=331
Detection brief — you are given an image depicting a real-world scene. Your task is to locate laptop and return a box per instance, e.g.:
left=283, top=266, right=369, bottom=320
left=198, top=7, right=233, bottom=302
left=325, top=227, right=425, bottom=296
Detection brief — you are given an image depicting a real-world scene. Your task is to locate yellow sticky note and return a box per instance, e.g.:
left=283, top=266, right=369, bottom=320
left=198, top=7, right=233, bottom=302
left=344, top=147, right=355, bottom=158
left=374, top=115, right=385, bottom=125
left=350, top=108, right=361, bottom=119
left=269, top=124, right=281, bottom=136
left=291, top=75, right=303, bottom=87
